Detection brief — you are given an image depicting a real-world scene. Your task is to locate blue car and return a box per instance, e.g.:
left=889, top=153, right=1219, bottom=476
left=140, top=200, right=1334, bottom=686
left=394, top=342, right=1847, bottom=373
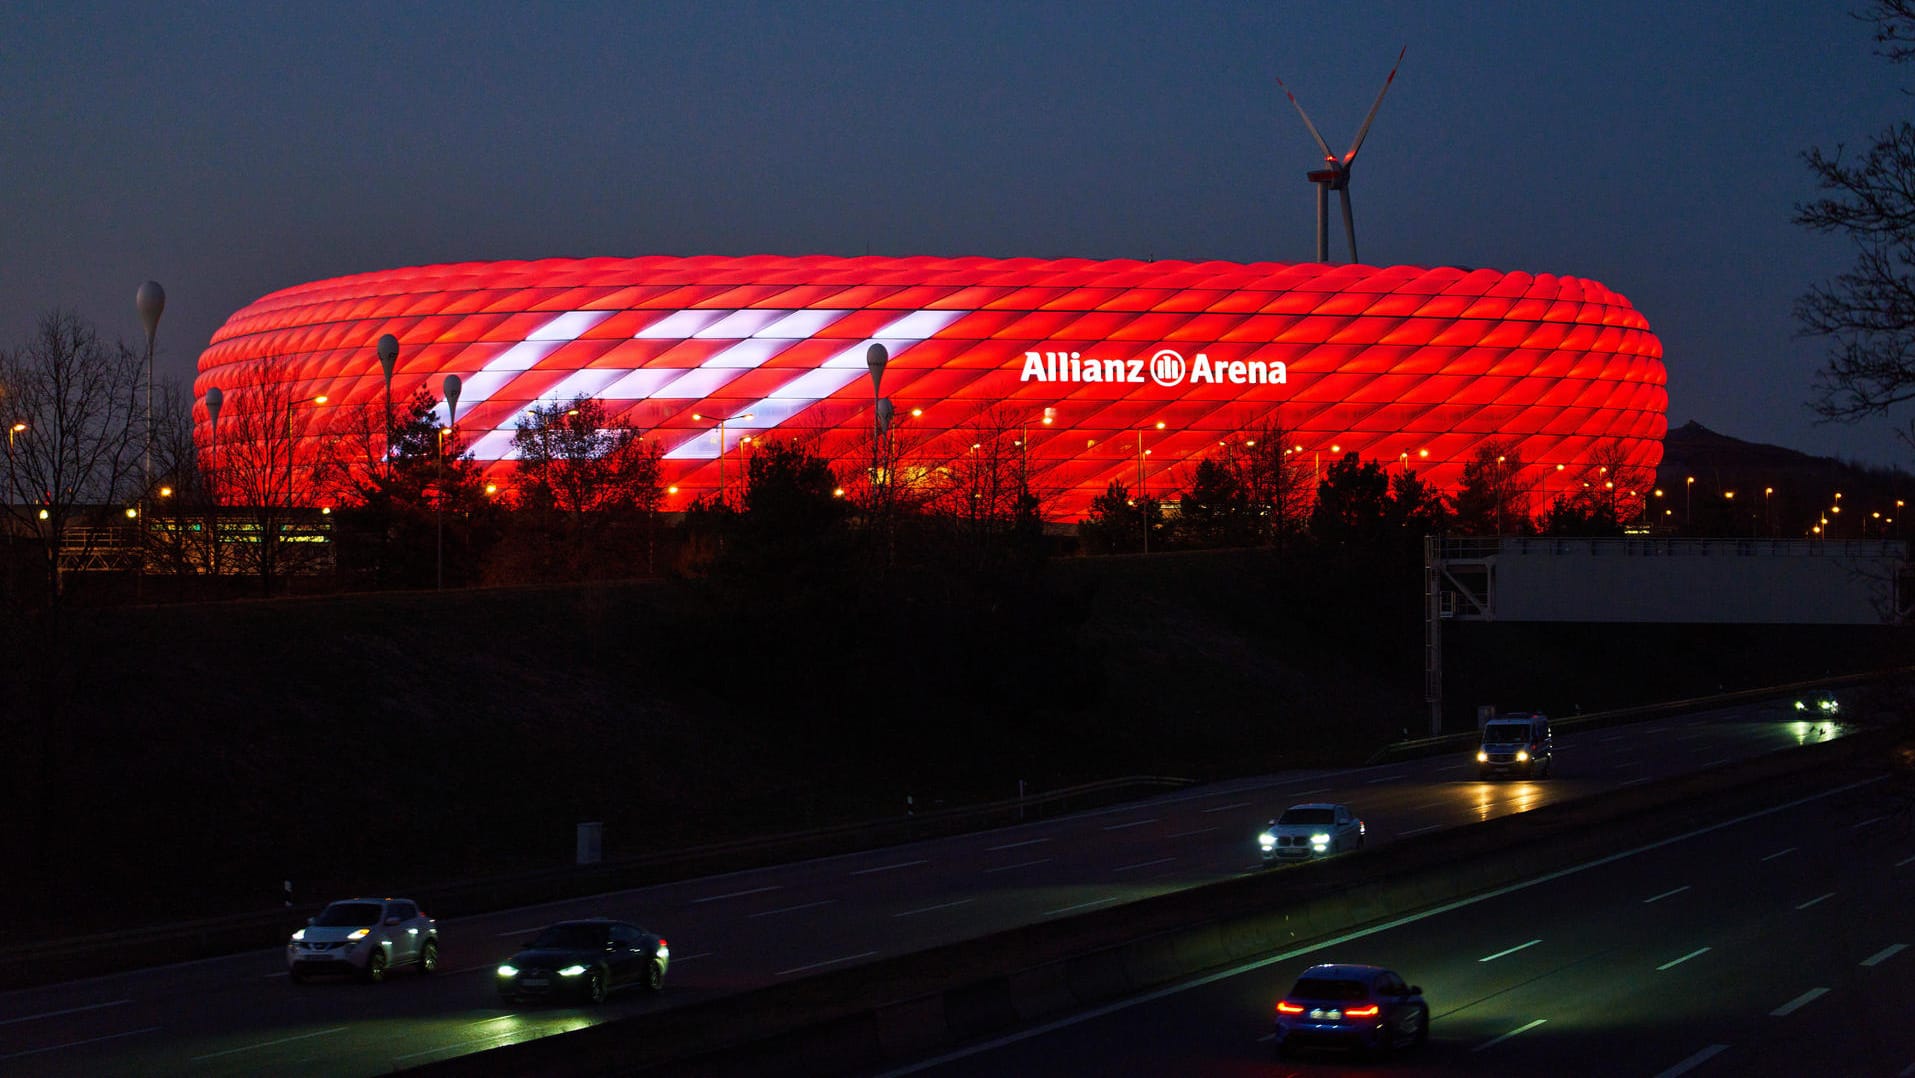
left=1273, top=963, right=1428, bottom=1058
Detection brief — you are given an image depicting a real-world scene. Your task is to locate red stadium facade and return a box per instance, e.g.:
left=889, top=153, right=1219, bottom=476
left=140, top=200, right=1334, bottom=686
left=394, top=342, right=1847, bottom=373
left=194, top=255, right=1666, bottom=520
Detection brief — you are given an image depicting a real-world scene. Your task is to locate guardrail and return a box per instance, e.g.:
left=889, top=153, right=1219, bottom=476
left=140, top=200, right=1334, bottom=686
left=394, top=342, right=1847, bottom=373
left=0, top=775, right=1192, bottom=990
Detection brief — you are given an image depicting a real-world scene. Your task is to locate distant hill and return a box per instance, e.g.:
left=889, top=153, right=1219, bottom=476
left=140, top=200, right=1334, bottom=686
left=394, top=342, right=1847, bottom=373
left=1654, top=421, right=1914, bottom=536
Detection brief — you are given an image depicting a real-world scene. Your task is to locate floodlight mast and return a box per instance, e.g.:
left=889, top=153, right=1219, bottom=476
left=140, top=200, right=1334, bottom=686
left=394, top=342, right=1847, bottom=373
left=1276, top=46, right=1406, bottom=265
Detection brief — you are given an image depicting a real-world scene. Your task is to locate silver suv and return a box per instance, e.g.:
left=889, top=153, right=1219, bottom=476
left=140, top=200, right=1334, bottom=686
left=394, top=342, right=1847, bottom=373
left=287, top=897, right=439, bottom=983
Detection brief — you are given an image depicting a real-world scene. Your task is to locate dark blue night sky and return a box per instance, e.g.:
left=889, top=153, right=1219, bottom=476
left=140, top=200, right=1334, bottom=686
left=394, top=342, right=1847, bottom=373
left=2, top=2, right=1905, bottom=463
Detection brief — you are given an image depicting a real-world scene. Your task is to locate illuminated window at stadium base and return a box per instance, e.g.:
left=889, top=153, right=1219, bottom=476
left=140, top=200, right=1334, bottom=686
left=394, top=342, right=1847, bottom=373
left=195, top=255, right=1667, bottom=520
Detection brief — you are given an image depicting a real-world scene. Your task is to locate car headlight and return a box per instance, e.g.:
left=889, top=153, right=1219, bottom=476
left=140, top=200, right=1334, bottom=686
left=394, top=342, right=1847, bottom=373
left=1476, top=750, right=1488, bottom=762
left=559, top=965, right=588, bottom=977
left=1516, top=749, right=1529, bottom=762
left=347, top=928, right=370, bottom=941
left=1258, top=831, right=1276, bottom=848
left=1311, top=833, right=1331, bottom=847
left=1820, top=699, right=1839, bottom=713
left=290, top=928, right=306, bottom=942
left=497, top=964, right=518, bottom=978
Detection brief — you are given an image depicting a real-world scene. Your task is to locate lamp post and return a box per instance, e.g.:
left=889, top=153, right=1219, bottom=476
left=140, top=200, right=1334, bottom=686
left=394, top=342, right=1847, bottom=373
left=204, top=388, right=221, bottom=579
left=1138, top=420, right=1163, bottom=553
left=137, top=281, right=164, bottom=587
left=1685, top=476, right=1695, bottom=529
left=691, top=411, right=754, bottom=507
left=5, top=421, right=24, bottom=553
left=438, top=374, right=461, bottom=590
left=376, top=334, right=399, bottom=482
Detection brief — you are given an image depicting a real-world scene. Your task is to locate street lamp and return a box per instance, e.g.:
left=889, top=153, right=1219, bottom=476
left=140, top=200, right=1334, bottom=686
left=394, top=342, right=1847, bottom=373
left=691, top=412, right=755, bottom=507
left=438, top=374, right=462, bottom=590
left=204, top=388, right=222, bottom=578
left=1138, top=420, right=1164, bottom=553
left=1685, top=476, right=1695, bottom=528
left=5, top=422, right=25, bottom=551
left=376, top=334, right=399, bottom=481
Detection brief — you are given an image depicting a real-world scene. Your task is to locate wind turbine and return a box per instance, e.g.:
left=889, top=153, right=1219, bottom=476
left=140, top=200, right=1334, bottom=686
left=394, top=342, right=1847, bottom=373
left=1276, top=47, right=1406, bottom=265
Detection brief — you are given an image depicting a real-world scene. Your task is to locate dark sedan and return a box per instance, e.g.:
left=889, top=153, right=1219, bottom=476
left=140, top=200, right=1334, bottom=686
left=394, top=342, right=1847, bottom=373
left=496, top=918, right=669, bottom=1005
left=1272, top=963, right=1428, bottom=1058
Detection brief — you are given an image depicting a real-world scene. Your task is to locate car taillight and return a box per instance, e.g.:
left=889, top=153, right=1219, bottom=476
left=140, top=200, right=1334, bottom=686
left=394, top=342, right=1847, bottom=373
left=1345, top=1004, right=1380, bottom=1018
left=1276, top=1000, right=1305, bottom=1014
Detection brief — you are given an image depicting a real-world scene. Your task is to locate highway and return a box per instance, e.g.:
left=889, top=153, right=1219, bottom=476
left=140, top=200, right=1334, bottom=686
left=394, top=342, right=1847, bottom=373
left=885, top=759, right=1915, bottom=1077
left=0, top=700, right=1853, bottom=1076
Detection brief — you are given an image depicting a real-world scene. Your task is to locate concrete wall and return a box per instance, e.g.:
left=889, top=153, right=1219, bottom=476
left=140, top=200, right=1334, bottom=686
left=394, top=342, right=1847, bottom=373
left=1474, top=538, right=1905, bottom=624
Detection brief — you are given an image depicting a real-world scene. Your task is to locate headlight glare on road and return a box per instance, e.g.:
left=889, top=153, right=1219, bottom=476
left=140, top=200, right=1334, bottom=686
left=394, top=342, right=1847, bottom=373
left=497, top=964, right=518, bottom=978
left=559, top=965, right=587, bottom=977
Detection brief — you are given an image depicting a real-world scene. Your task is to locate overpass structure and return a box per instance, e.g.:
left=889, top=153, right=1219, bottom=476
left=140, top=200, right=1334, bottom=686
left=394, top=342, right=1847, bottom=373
left=1423, top=535, right=1911, bottom=732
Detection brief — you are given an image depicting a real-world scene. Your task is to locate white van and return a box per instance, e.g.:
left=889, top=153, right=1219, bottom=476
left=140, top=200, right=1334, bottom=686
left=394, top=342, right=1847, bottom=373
left=1475, top=712, right=1552, bottom=779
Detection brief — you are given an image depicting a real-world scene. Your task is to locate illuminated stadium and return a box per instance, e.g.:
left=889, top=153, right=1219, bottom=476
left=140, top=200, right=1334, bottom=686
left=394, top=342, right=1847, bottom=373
left=193, top=255, right=1667, bottom=519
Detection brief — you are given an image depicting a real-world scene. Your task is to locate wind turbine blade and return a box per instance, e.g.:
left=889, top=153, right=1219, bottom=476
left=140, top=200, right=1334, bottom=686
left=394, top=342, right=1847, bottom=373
left=1275, top=75, right=1337, bottom=163
left=1343, top=45, right=1407, bottom=163
left=1339, top=186, right=1359, bottom=264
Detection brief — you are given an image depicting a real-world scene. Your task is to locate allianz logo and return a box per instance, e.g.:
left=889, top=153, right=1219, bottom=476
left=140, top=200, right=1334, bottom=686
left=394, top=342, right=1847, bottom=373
left=1019, top=348, right=1288, bottom=388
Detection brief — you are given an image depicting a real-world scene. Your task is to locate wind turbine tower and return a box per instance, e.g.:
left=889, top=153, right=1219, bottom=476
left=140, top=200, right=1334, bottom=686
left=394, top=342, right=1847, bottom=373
left=1276, top=47, right=1406, bottom=264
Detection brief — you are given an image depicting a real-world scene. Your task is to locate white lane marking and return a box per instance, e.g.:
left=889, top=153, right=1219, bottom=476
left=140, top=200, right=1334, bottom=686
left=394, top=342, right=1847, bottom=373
left=894, top=899, right=976, bottom=918
left=985, top=838, right=1051, bottom=851
left=1620, top=777, right=1652, bottom=787
left=1473, top=1018, right=1547, bottom=1051
left=1399, top=824, right=1445, bottom=837
left=0, top=999, right=131, bottom=1026
left=1796, top=892, right=1836, bottom=910
left=1770, top=987, right=1829, bottom=1017
left=872, top=773, right=1888, bottom=1078
left=1644, top=885, right=1692, bottom=904
left=1862, top=944, right=1907, bottom=967
left=1479, top=939, right=1541, bottom=963
left=1657, top=947, right=1711, bottom=971
left=1851, top=815, right=1888, bottom=830
left=263, top=971, right=288, bottom=979
left=1114, top=858, right=1175, bottom=873
left=984, top=858, right=1052, bottom=874
left=749, top=899, right=836, bottom=919
left=1045, top=896, right=1123, bottom=917
left=0, top=1027, right=162, bottom=1062
left=1597, top=734, right=1627, bottom=742
left=1410, top=800, right=1448, bottom=811
left=1101, top=818, right=1158, bottom=831
left=1898, top=854, right=1915, bottom=867
left=1290, top=787, right=1331, bottom=797
left=1761, top=847, right=1798, bottom=862
left=1698, top=759, right=1730, bottom=769
left=1202, top=802, right=1251, bottom=814
left=1165, top=827, right=1219, bottom=839
left=1433, top=764, right=1466, bottom=773
left=1653, top=1044, right=1731, bottom=1077
left=1364, top=775, right=1399, bottom=785
left=775, top=951, right=877, bottom=977
left=850, top=860, right=929, bottom=876
left=691, top=885, right=782, bottom=904
left=192, top=1026, right=349, bottom=1061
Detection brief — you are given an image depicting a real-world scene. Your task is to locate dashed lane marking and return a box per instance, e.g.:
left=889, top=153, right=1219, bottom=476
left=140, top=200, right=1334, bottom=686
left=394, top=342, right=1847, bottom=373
left=1770, top=987, right=1829, bottom=1017
left=1473, top=1018, right=1547, bottom=1051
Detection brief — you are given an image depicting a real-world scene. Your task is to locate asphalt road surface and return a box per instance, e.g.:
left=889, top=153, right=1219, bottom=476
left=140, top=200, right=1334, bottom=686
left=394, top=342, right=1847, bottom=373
left=884, top=759, right=1914, bottom=1077
left=0, top=700, right=1858, bottom=1076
